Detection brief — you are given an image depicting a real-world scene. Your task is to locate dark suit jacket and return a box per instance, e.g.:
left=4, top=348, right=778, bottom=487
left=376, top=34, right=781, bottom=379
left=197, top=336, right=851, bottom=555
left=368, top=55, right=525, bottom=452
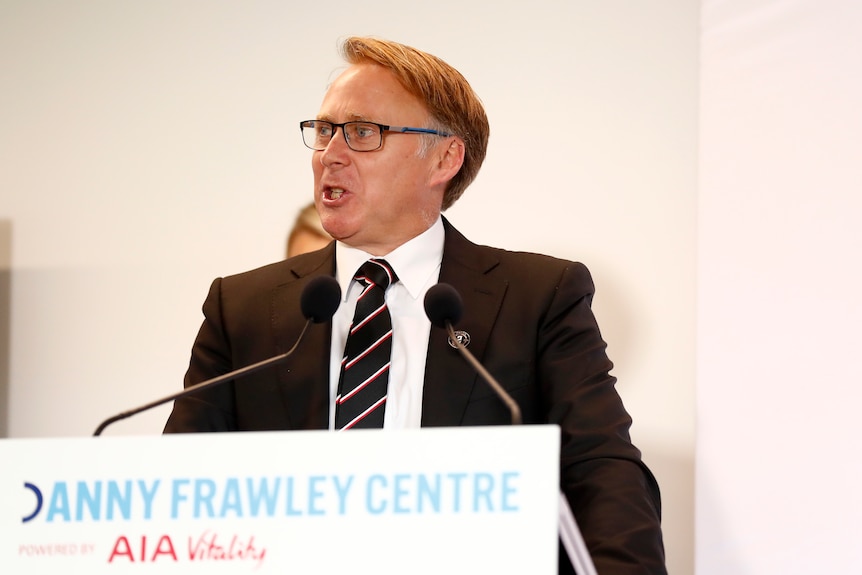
left=164, top=218, right=666, bottom=574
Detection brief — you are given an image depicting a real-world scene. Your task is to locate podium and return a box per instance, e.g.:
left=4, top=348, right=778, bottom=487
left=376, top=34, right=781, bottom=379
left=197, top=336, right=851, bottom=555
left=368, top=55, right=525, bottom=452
left=2, top=426, right=564, bottom=574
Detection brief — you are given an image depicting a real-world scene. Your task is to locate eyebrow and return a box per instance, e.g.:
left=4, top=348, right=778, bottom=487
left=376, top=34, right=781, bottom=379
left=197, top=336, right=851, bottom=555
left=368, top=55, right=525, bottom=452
left=315, top=112, right=376, bottom=123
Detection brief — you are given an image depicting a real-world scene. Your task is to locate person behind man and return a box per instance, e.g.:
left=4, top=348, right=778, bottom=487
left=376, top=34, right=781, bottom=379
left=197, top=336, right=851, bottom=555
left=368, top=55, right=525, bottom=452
left=164, top=36, right=666, bottom=574
left=286, top=201, right=332, bottom=257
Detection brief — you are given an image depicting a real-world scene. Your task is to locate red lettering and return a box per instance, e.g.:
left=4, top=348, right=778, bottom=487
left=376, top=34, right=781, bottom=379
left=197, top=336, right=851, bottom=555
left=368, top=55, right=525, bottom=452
left=108, top=536, right=134, bottom=563
left=107, top=535, right=177, bottom=563
left=153, top=535, right=177, bottom=561
left=187, top=530, right=266, bottom=566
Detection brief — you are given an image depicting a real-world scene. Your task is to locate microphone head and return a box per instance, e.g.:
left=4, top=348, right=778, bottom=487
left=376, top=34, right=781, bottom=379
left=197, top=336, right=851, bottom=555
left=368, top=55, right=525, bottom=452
left=301, top=276, right=341, bottom=323
left=424, top=283, right=463, bottom=328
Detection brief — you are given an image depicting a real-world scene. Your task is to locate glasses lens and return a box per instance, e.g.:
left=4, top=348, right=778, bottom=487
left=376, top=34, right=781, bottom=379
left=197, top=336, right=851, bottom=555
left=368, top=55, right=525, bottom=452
left=301, top=121, right=332, bottom=150
left=343, top=122, right=382, bottom=151
left=300, top=121, right=383, bottom=151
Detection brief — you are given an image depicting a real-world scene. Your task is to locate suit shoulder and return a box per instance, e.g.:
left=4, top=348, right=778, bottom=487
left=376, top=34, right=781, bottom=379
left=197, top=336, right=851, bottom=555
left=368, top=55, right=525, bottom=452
left=473, top=241, right=594, bottom=287
left=219, top=259, right=294, bottom=290
left=444, top=219, right=591, bottom=282
left=219, top=248, right=333, bottom=290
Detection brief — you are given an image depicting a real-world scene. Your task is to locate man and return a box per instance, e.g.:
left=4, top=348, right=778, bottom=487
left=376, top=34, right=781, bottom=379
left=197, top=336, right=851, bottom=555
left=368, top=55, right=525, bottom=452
left=165, top=36, right=666, bottom=574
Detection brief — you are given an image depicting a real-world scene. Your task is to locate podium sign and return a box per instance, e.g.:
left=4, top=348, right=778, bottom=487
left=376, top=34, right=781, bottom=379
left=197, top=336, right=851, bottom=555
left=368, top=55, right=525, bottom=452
left=2, top=425, right=560, bottom=574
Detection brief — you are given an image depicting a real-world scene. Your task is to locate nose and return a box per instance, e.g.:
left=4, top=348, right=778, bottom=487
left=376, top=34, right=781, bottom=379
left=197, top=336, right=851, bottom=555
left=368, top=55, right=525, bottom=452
left=319, top=126, right=351, bottom=168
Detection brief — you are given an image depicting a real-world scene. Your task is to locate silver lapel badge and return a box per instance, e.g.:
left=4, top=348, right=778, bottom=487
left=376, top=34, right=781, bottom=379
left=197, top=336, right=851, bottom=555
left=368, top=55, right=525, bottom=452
left=448, top=330, right=471, bottom=349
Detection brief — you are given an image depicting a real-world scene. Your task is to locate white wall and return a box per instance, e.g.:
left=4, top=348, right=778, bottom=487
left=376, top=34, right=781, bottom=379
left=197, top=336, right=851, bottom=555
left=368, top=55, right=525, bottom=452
left=0, top=2, right=697, bottom=573
left=697, top=1, right=862, bottom=573
left=0, top=219, right=9, bottom=436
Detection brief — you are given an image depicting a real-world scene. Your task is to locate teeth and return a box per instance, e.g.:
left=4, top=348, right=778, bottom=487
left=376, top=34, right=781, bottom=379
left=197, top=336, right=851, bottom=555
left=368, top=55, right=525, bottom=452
left=330, top=188, right=344, bottom=200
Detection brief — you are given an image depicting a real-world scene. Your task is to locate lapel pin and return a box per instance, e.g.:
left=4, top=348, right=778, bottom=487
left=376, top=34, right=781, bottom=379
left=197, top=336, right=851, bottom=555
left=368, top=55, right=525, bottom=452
left=448, top=330, right=471, bottom=349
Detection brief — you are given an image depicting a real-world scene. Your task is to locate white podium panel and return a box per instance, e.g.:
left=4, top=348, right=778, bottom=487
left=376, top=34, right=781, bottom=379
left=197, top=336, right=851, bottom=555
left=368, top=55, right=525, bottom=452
left=2, top=425, right=560, bottom=574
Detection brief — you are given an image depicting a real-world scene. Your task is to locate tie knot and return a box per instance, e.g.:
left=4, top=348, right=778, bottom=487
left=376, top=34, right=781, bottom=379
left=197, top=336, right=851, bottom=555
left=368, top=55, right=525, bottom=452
left=356, top=258, right=398, bottom=291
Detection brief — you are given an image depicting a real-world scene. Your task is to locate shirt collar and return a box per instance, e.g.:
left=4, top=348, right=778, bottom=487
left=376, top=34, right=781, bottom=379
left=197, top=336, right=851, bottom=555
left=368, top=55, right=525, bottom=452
left=335, top=216, right=445, bottom=301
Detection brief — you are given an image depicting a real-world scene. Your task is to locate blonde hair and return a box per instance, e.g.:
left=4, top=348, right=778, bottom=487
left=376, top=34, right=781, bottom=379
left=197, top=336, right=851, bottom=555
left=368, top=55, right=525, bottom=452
left=286, top=202, right=331, bottom=256
left=340, top=36, right=490, bottom=210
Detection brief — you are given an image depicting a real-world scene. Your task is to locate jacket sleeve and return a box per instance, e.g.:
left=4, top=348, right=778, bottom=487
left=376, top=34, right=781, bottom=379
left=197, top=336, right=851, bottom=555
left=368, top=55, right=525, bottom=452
left=541, top=263, right=666, bottom=574
left=163, top=277, right=239, bottom=432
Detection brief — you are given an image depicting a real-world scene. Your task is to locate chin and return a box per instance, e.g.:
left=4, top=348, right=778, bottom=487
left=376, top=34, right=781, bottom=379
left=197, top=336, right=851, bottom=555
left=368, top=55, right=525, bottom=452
left=320, top=223, right=351, bottom=243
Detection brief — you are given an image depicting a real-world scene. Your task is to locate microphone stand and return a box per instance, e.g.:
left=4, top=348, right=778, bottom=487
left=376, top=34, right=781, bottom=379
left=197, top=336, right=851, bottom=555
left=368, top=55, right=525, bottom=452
left=444, top=321, right=522, bottom=425
left=93, top=319, right=313, bottom=436
left=558, top=491, right=599, bottom=575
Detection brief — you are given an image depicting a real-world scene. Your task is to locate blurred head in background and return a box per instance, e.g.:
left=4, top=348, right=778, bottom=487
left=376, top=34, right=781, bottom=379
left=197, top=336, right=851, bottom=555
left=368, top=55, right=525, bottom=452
left=286, top=202, right=332, bottom=257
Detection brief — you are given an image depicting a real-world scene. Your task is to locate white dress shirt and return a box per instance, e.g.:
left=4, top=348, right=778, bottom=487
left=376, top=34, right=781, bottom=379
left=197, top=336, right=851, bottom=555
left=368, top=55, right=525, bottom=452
left=328, top=217, right=444, bottom=430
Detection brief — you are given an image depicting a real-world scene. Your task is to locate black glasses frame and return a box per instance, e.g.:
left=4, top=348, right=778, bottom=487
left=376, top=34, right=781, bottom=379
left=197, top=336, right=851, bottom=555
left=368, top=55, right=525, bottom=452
left=300, top=120, right=452, bottom=152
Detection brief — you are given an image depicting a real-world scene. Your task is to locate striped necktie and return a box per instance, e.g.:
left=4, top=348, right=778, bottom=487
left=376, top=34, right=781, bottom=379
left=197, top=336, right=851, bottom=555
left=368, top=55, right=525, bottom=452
left=335, top=258, right=397, bottom=429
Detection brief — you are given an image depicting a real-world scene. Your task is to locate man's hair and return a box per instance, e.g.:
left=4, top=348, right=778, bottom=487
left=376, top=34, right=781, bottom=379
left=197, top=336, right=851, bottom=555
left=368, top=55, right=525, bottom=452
left=340, top=36, right=490, bottom=210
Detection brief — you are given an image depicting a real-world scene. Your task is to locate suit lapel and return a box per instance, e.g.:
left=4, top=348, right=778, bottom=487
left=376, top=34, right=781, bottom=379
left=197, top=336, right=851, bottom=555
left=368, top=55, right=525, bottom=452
left=421, top=220, right=506, bottom=427
left=271, top=244, right=336, bottom=430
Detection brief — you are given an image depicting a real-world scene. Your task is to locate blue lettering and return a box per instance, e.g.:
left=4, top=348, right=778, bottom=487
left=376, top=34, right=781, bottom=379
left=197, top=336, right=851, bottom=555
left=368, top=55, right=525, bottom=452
left=220, top=478, right=243, bottom=518
left=22, top=482, right=43, bottom=523
left=473, top=472, right=495, bottom=512
left=75, top=480, right=102, bottom=520
left=285, top=477, right=303, bottom=516
left=446, top=473, right=467, bottom=513
left=366, top=474, right=387, bottom=514
left=138, top=479, right=160, bottom=520
left=170, top=479, right=190, bottom=519
left=393, top=474, right=411, bottom=514
left=501, top=471, right=519, bottom=511
left=307, top=476, right=326, bottom=516
left=417, top=473, right=441, bottom=513
left=247, top=477, right=280, bottom=517
left=332, top=475, right=353, bottom=515
left=46, top=482, right=70, bottom=522
left=106, top=480, right=132, bottom=520
left=193, top=479, right=216, bottom=518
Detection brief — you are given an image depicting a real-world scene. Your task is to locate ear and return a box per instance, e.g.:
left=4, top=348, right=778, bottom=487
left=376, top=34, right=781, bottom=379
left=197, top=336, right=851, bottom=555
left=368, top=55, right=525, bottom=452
left=429, top=137, right=465, bottom=188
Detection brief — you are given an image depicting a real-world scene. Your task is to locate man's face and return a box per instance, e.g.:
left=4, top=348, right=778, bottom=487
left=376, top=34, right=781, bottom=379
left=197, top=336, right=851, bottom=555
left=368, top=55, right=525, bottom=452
left=312, top=64, right=448, bottom=256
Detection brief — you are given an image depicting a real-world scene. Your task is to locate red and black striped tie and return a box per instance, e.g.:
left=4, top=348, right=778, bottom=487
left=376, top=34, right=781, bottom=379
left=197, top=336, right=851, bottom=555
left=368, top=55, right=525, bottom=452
left=335, top=258, right=397, bottom=430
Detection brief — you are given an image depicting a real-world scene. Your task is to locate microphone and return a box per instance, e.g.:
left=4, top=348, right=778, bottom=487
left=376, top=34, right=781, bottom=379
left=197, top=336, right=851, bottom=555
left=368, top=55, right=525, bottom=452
left=423, top=283, right=522, bottom=425
left=93, top=275, right=341, bottom=436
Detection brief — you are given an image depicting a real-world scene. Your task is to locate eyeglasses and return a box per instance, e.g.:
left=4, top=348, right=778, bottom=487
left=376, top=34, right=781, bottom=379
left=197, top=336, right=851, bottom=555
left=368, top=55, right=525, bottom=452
left=300, top=120, right=452, bottom=152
